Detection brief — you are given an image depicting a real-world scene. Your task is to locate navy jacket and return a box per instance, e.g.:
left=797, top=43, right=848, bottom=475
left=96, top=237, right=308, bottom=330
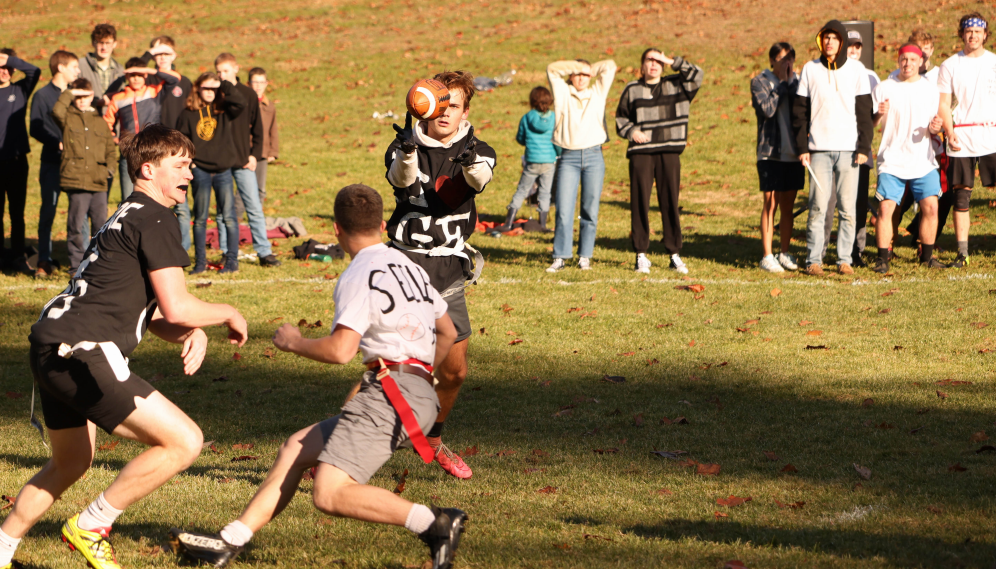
left=0, top=56, right=41, bottom=159
left=30, top=81, right=65, bottom=164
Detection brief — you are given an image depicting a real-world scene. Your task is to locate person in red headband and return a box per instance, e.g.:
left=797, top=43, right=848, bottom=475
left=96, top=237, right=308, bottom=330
left=871, top=44, right=946, bottom=272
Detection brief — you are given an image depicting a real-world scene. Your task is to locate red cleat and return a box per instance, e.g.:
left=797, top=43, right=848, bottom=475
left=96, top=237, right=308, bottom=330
left=428, top=439, right=472, bottom=480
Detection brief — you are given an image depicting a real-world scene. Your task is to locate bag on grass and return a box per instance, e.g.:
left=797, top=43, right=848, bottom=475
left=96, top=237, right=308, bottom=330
left=292, top=239, right=345, bottom=261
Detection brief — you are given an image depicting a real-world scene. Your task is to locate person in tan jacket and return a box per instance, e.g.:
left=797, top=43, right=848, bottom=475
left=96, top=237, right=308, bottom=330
left=51, top=78, right=116, bottom=273
left=545, top=58, right=616, bottom=272
left=248, top=67, right=278, bottom=204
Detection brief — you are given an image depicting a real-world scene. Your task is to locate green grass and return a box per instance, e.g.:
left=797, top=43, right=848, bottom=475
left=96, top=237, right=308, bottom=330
left=2, top=0, right=996, bottom=567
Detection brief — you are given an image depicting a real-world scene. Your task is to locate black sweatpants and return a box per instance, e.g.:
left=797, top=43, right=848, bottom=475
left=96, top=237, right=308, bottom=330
left=0, top=156, right=29, bottom=261
left=630, top=153, right=682, bottom=255
left=66, top=190, right=108, bottom=273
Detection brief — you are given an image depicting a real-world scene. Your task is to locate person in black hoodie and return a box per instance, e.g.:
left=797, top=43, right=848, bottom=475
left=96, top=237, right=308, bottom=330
left=385, top=70, right=496, bottom=480
left=793, top=20, right=874, bottom=276
left=176, top=72, right=245, bottom=274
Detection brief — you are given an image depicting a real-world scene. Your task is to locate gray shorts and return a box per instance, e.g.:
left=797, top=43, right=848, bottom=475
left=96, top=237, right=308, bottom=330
left=445, top=288, right=472, bottom=343
left=317, top=370, right=440, bottom=485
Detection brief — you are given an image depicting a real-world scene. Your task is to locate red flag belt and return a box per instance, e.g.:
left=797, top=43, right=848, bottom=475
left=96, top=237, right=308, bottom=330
left=376, top=359, right=434, bottom=464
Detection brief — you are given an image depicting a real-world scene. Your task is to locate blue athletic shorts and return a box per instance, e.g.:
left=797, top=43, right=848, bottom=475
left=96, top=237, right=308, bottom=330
left=875, top=170, right=941, bottom=204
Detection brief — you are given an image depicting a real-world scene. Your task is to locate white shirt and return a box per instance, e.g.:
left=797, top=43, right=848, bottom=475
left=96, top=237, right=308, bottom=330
left=937, top=50, right=996, bottom=157
left=332, top=243, right=447, bottom=366
left=872, top=76, right=940, bottom=179
left=888, top=66, right=939, bottom=85
left=796, top=57, right=872, bottom=152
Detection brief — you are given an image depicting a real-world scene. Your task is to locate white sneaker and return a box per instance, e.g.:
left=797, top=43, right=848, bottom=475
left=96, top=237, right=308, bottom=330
left=546, top=259, right=566, bottom=273
left=759, top=254, right=785, bottom=273
left=578, top=257, right=591, bottom=270
left=669, top=254, right=688, bottom=274
left=635, top=253, right=651, bottom=274
left=777, top=252, right=798, bottom=271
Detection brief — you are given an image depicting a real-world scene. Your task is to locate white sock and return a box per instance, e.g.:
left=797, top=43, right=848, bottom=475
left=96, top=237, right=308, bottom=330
left=76, top=492, right=123, bottom=531
left=220, top=520, right=253, bottom=547
left=0, top=528, right=20, bottom=566
left=404, top=504, right=435, bottom=535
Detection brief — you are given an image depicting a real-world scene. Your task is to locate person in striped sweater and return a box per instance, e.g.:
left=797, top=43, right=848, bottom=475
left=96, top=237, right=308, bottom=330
left=615, top=48, right=703, bottom=274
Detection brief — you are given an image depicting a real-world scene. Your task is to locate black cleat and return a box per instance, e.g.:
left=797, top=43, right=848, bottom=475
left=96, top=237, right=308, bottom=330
left=920, top=257, right=947, bottom=269
left=169, top=529, right=243, bottom=568
left=950, top=254, right=969, bottom=268
left=418, top=507, right=467, bottom=569
left=259, top=254, right=282, bottom=268
left=873, top=257, right=890, bottom=274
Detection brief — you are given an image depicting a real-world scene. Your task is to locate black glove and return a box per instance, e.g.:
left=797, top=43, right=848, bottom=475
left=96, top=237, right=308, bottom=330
left=449, top=126, right=478, bottom=167
left=392, top=112, right=417, bottom=155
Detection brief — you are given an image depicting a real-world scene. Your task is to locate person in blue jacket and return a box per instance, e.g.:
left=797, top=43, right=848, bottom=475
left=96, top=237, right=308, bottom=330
left=501, top=86, right=559, bottom=230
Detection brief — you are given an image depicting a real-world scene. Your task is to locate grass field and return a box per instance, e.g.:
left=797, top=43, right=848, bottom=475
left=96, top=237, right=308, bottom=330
left=2, top=0, right=996, bottom=567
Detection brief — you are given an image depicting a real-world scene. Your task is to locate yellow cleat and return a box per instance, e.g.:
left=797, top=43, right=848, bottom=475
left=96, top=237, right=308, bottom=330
left=61, top=514, right=121, bottom=569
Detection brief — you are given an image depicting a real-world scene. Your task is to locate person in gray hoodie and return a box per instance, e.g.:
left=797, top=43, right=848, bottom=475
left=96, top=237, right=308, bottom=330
left=792, top=19, right=874, bottom=276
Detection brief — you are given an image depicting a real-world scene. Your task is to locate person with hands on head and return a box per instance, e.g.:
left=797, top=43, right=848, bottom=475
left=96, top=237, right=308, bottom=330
left=792, top=19, right=874, bottom=276
left=51, top=78, right=117, bottom=274
left=175, top=72, right=246, bottom=275
left=103, top=56, right=180, bottom=201
left=385, top=70, right=496, bottom=480
left=546, top=56, right=616, bottom=272
left=0, top=124, right=247, bottom=569
left=871, top=44, right=947, bottom=273
left=751, top=42, right=803, bottom=273
left=0, top=48, right=42, bottom=273
left=936, top=12, right=996, bottom=269
left=169, top=184, right=466, bottom=569
left=616, top=46, right=703, bottom=274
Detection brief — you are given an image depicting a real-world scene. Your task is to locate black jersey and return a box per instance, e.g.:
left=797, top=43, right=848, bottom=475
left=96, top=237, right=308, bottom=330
left=384, top=123, right=496, bottom=291
left=30, top=192, right=191, bottom=357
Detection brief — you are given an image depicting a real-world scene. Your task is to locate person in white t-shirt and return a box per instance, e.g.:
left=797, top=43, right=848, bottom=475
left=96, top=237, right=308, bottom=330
left=937, top=12, right=996, bottom=268
left=871, top=45, right=947, bottom=274
left=793, top=20, right=874, bottom=276
left=170, top=185, right=465, bottom=569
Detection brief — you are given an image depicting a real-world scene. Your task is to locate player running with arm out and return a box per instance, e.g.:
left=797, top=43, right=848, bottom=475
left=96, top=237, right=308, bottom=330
left=0, top=124, right=247, bottom=569
left=384, top=71, right=496, bottom=479
left=169, top=184, right=465, bottom=569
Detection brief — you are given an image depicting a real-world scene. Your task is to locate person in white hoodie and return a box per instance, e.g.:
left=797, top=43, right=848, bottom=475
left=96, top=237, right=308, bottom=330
left=545, top=57, right=616, bottom=272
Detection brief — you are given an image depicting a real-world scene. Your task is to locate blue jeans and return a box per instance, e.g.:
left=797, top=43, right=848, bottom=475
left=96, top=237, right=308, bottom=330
left=118, top=156, right=133, bottom=202
left=508, top=162, right=556, bottom=212
left=218, top=167, right=272, bottom=258
left=191, top=167, right=238, bottom=266
left=553, top=147, right=605, bottom=259
left=806, top=151, right=860, bottom=266
left=174, top=195, right=191, bottom=252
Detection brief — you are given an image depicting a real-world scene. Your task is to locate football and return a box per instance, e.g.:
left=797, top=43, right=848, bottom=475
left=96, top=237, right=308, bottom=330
left=406, top=79, right=450, bottom=121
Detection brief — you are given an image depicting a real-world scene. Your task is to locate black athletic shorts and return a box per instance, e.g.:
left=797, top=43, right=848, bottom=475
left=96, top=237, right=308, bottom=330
left=947, top=154, right=996, bottom=189
left=29, top=341, right=156, bottom=434
left=757, top=160, right=805, bottom=193
left=444, top=288, right=472, bottom=343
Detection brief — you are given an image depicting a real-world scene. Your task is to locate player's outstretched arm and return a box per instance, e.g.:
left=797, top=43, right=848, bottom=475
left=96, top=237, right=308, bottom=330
left=272, top=323, right=361, bottom=364
left=149, top=266, right=248, bottom=347
left=432, top=313, right=457, bottom=370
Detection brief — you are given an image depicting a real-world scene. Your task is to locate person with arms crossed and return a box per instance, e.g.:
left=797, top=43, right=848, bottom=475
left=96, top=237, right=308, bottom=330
left=30, top=50, right=82, bottom=278
left=616, top=46, right=704, bottom=274
left=793, top=20, right=874, bottom=276
left=751, top=42, right=803, bottom=273
left=0, top=124, right=248, bottom=569
left=936, top=12, right=996, bottom=268
left=871, top=44, right=947, bottom=273
left=248, top=67, right=279, bottom=205
left=169, top=184, right=464, bottom=569
left=0, top=48, right=41, bottom=273
left=385, top=70, right=495, bottom=479
left=545, top=57, right=616, bottom=273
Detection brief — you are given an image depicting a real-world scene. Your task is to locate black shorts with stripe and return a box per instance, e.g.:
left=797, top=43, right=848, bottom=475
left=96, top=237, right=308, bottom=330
left=947, top=153, right=996, bottom=190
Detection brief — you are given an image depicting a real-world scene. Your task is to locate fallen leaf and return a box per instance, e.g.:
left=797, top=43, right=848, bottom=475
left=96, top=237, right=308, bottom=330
left=763, top=451, right=780, bottom=461
left=655, top=488, right=674, bottom=495
left=936, top=390, right=948, bottom=399
left=970, top=431, right=988, bottom=443
left=716, top=495, right=752, bottom=507
left=633, top=413, right=644, bottom=426
left=774, top=499, right=805, bottom=509
left=744, top=319, right=760, bottom=325
left=232, top=353, right=242, bottom=361
left=770, top=288, right=782, bottom=297
left=523, top=468, right=546, bottom=474
left=935, top=379, right=972, bottom=386
left=302, top=468, right=314, bottom=481
left=805, top=345, right=828, bottom=350
left=862, top=398, right=874, bottom=407
left=552, top=408, right=573, bottom=417
left=926, top=505, right=944, bottom=515
left=501, top=303, right=514, bottom=312
left=297, top=318, right=308, bottom=326
left=509, top=338, right=524, bottom=345
left=601, top=375, right=625, bottom=384
left=948, top=463, right=967, bottom=472
left=195, top=282, right=212, bottom=289
left=714, top=511, right=729, bottom=518
left=799, top=320, right=813, bottom=326
left=880, top=309, right=892, bottom=314
left=675, top=284, right=706, bottom=293
left=689, top=340, right=697, bottom=347
left=660, top=416, right=689, bottom=426
left=219, top=477, right=235, bottom=484
left=582, top=533, right=613, bottom=541
left=567, top=307, right=583, bottom=313
left=853, top=463, right=872, bottom=480
left=232, top=443, right=255, bottom=450
left=697, top=463, right=721, bottom=476
left=972, top=322, right=989, bottom=329
left=537, top=486, right=557, bottom=494
left=806, top=330, right=823, bottom=336
left=724, top=562, right=747, bottom=569
left=209, top=443, right=222, bottom=454
left=231, top=455, right=258, bottom=462
left=460, top=445, right=479, bottom=457
left=478, top=327, right=487, bottom=335
left=263, top=348, right=275, bottom=359
left=646, top=358, right=660, bottom=366
left=98, top=440, right=120, bottom=451
left=393, top=468, right=408, bottom=494
left=324, top=273, right=338, bottom=280
left=552, top=542, right=571, bottom=549
left=268, top=316, right=284, bottom=323
left=619, top=351, right=636, bottom=357
left=780, top=463, right=798, bottom=473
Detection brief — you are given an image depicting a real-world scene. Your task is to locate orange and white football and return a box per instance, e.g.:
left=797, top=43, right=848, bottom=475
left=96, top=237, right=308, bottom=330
left=406, top=79, right=450, bottom=121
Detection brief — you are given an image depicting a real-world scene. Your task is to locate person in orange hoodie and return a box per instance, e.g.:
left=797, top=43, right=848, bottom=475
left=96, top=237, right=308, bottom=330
left=102, top=54, right=178, bottom=201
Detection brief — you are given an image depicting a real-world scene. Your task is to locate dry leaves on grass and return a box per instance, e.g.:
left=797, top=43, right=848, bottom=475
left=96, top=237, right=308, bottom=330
left=655, top=488, right=674, bottom=495
left=862, top=398, right=875, bottom=407
left=231, top=455, right=258, bottom=462
left=714, top=511, right=729, bottom=519
left=781, top=464, right=798, bottom=473
left=232, top=353, right=242, bottom=361
left=770, top=288, right=781, bottom=297
left=393, top=468, right=408, bottom=494
left=936, top=378, right=972, bottom=386
left=853, top=463, right=872, bottom=480
left=501, top=304, right=514, bottom=313
left=232, top=443, right=255, bottom=450
left=806, top=330, right=823, bottom=336
left=724, top=562, right=747, bottom=569
left=775, top=499, right=805, bottom=509
left=660, top=416, right=689, bottom=425
left=675, top=284, right=706, bottom=293
left=971, top=431, right=989, bottom=443
left=460, top=445, right=479, bottom=457
left=509, top=339, right=524, bottom=345
left=633, top=413, right=644, bottom=426
left=716, top=495, right=752, bottom=507
left=948, top=463, right=967, bottom=472
left=195, top=282, right=212, bottom=289
left=98, top=441, right=119, bottom=451
left=937, top=390, right=949, bottom=399
left=601, top=375, right=625, bottom=384
left=763, top=451, right=780, bottom=461
left=805, top=345, right=828, bottom=350
left=537, top=486, right=557, bottom=494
